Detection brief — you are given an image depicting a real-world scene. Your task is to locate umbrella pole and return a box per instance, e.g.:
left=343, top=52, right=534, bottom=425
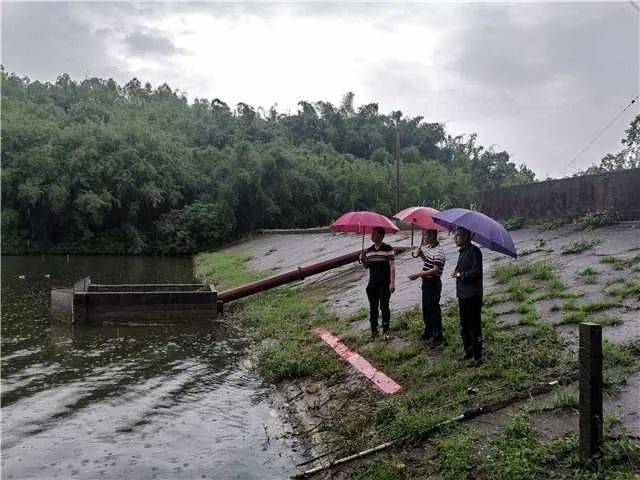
left=359, top=233, right=365, bottom=264
left=411, top=224, right=414, bottom=248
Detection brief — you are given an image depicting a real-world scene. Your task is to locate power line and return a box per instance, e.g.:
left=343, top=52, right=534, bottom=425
left=561, top=95, right=639, bottom=175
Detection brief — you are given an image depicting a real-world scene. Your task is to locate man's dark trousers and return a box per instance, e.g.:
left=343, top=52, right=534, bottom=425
left=458, top=295, right=483, bottom=359
left=422, top=279, right=443, bottom=340
left=366, top=283, right=390, bottom=334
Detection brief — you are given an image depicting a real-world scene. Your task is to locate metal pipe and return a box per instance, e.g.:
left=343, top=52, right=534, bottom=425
left=218, top=246, right=410, bottom=303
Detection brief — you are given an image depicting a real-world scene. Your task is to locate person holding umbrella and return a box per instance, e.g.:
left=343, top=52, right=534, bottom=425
left=433, top=208, right=517, bottom=365
left=360, top=227, right=396, bottom=340
left=331, top=211, right=399, bottom=341
left=408, top=229, right=445, bottom=345
left=452, top=227, right=484, bottom=363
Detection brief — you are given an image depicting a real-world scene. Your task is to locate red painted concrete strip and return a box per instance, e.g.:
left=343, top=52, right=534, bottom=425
left=312, top=327, right=402, bottom=395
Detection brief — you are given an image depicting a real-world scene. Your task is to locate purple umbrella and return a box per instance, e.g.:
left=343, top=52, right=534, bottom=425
left=433, top=208, right=517, bottom=258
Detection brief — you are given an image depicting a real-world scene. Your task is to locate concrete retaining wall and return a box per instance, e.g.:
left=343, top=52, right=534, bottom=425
left=476, top=168, right=640, bottom=221
left=50, top=283, right=218, bottom=325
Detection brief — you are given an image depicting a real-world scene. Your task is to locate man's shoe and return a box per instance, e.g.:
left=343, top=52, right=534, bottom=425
left=473, top=356, right=484, bottom=366
left=371, top=329, right=380, bottom=339
left=431, top=336, right=444, bottom=347
left=382, top=330, right=391, bottom=341
left=420, top=331, right=432, bottom=341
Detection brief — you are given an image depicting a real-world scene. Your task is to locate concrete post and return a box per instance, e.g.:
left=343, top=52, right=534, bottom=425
left=579, top=322, right=603, bottom=459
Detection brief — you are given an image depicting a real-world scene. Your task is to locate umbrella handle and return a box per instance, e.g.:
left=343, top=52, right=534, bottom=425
left=358, top=233, right=364, bottom=264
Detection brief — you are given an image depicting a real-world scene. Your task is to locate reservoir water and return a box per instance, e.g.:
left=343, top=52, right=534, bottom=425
left=1, top=255, right=298, bottom=479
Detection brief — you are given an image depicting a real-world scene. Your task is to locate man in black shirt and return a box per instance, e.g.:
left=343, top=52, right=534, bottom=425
left=361, top=227, right=396, bottom=340
left=451, top=227, right=484, bottom=363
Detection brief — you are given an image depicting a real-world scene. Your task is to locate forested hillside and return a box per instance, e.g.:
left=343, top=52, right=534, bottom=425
left=1, top=70, right=535, bottom=254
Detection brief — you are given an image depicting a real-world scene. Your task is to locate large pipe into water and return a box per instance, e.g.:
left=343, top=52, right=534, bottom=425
left=218, top=246, right=410, bottom=304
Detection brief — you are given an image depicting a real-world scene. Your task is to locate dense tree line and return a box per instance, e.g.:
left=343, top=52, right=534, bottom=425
left=578, top=113, right=640, bottom=175
left=1, top=69, right=536, bottom=254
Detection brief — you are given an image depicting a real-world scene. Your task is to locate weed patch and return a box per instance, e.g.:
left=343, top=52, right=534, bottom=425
left=561, top=238, right=601, bottom=255
left=576, top=267, right=599, bottom=284
left=576, top=211, right=618, bottom=230
left=504, top=216, right=525, bottom=231
left=600, top=256, right=626, bottom=270
left=603, top=342, right=640, bottom=389
left=606, top=279, right=640, bottom=299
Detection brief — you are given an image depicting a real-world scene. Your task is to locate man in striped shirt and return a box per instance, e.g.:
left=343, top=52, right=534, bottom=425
left=409, top=229, right=446, bottom=344
left=360, top=227, right=396, bottom=340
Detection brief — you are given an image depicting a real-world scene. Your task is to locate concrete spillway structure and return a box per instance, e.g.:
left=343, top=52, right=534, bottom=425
left=50, top=277, right=218, bottom=326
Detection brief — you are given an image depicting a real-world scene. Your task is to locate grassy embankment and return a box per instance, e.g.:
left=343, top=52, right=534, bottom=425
left=195, top=249, right=640, bottom=479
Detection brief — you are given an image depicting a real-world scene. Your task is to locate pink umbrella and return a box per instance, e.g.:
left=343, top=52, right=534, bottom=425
left=393, top=206, right=447, bottom=248
left=331, top=211, right=399, bottom=254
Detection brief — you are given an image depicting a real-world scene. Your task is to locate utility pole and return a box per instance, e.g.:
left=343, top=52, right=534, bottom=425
left=393, top=111, right=402, bottom=213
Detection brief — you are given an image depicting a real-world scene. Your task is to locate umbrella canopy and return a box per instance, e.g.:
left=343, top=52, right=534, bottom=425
left=433, top=208, right=517, bottom=258
left=331, top=211, right=399, bottom=234
left=393, top=206, right=448, bottom=232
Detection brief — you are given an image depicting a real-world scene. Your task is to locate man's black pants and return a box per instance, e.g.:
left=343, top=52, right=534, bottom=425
left=366, top=283, right=390, bottom=334
left=422, top=279, right=443, bottom=340
left=458, top=295, right=483, bottom=359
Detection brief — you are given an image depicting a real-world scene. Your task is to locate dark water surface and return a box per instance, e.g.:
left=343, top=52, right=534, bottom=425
left=1, top=256, right=297, bottom=479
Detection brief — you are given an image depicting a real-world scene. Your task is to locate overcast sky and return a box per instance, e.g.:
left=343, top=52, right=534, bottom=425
left=2, top=1, right=638, bottom=177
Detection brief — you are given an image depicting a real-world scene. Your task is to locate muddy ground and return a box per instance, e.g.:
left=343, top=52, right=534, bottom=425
left=225, top=221, right=640, bottom=477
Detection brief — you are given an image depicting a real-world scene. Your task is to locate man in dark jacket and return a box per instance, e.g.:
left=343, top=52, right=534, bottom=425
left=451, top=227, right=484, bottom=363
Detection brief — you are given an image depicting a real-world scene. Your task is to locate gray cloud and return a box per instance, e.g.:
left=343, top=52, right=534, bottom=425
left=452, top=4, right=638, bottom=96
left=125, top=30, right=185, bottom=57
left=1, top=2, right=130, bottom=82
left=363, top=3, right=639, bottom=175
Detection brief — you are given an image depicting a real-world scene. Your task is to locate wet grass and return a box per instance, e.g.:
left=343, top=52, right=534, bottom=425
left=576, top=210, right=618, bottom=230
left=194, top=251, right=266, bottom=289
left=351, top=415, right=640, bottom=479
left=319, top=303, right=571, bottom=453
left=606, top=277, right=626, bottom=287
left=603, top=341, right=640, bottom=389
left=494, top=260, right=589, bottom=304
left=600, top=255, right=626, bottom=270
left=558, top=298, right=622, bottom=326
left=557, top=312, right=622, bottom=327
left=606, top=279, right=640, bottom=299
left=494, top=261, right=557, bottom=284
left=540, top=219, right=568, bottom=230
left=560, top=238, right=601, bottom=255
left=580, top=299, right=622, bottom=313
left=551, top=390, right=579, bottom=410
left=504, top=216, right=525, bottom=231
left=195, top=251, right=345, bottom=383
left=506, top=280, right=537, bottom=302
left=576, top=267, right=599, bottom=284
left=494, top=262, right=535, bottom=283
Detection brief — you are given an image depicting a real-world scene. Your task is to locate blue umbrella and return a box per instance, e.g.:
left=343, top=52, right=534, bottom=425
left=433, top=208, right=517, bottom=258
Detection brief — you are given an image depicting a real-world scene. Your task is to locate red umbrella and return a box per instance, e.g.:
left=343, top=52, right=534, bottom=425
left=331, top=211, right=399, bottom=253
left=393, top=206, right=447, bottom=247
